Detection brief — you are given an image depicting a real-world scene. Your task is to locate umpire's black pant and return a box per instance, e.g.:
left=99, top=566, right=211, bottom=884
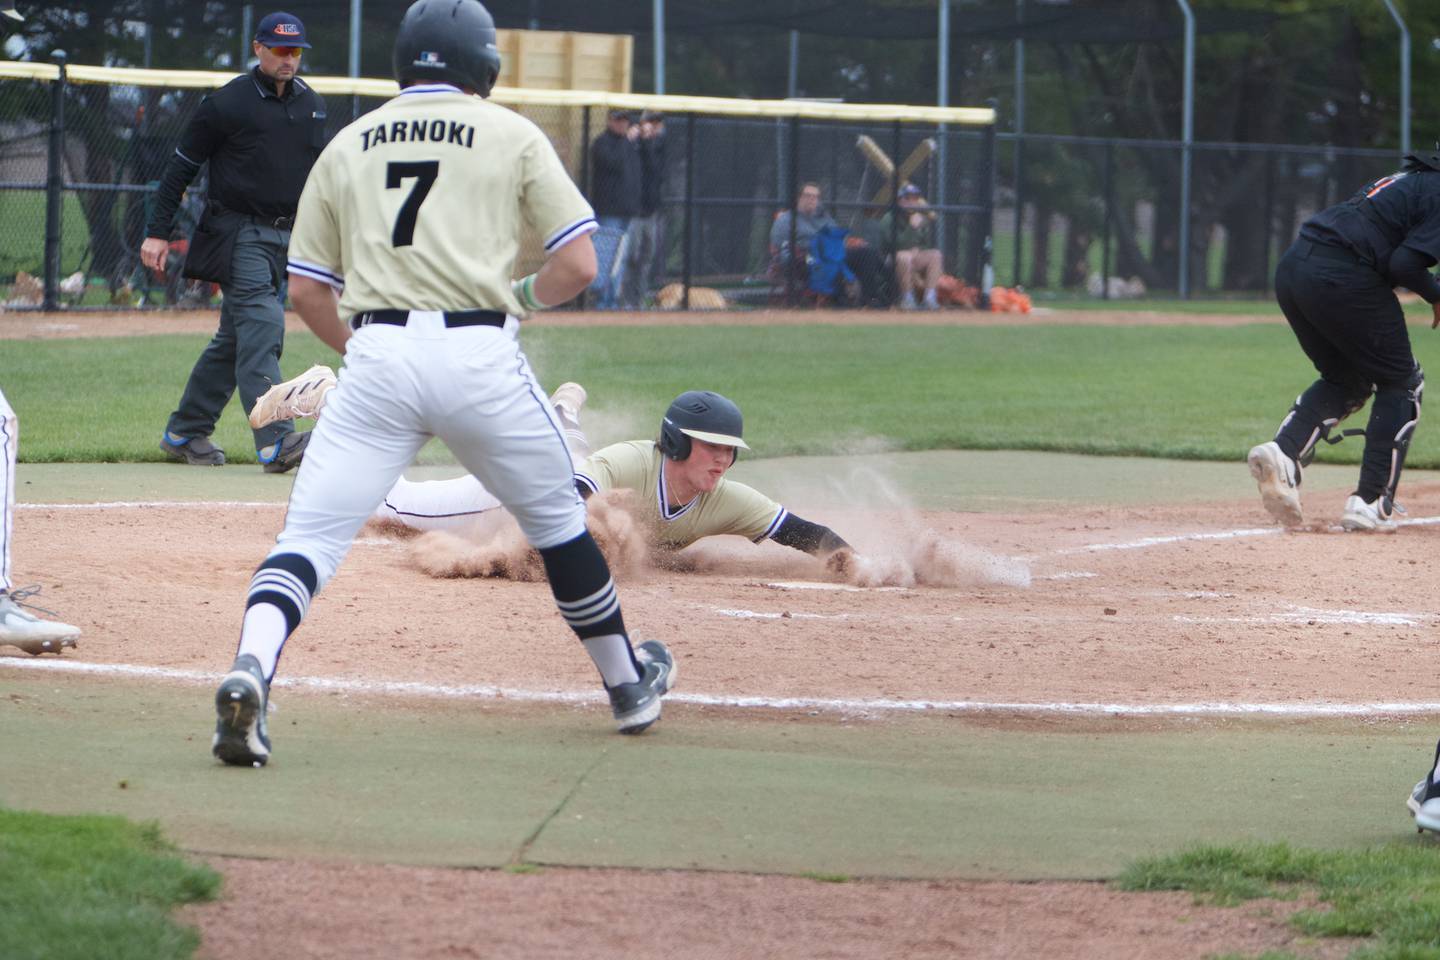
left=166, top=220, right=295, bottom=452
left=1273, top=237, right=1422, bottom=502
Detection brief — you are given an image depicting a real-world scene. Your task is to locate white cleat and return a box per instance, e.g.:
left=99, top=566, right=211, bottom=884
left=1407, top=780, right=1440, bottom=832
left=1246, top=441, right=1303, bottom=527
left=249, top=364, right=337, bottom=429
left=549, top=382, right=587, bottom=422
left=1340, top=494, right=1398, bottom=533
left=0, top=588, right=80, bottom=655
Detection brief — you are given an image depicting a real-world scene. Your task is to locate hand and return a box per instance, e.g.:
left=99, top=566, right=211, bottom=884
left=139, top=236, right=170, bottom=274
left=825, top=548, right=857, bottom=577
left=908, top=212, right=924, bottom=229
left=1432, top=301, right=1440, bottom=330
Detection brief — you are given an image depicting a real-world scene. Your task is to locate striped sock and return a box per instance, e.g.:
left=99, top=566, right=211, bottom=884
left=539, top=531, right=639, bottom=686
left=235, top=552, right=317, bottom=683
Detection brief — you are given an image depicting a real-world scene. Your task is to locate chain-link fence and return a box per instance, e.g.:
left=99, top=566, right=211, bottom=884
left=0, top=60, right=994, bottom=311
left=996, top=133, right=1398, bottom=299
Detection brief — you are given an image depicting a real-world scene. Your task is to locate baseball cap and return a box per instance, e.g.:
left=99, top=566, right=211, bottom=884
left=608, top=108, right=636, bottom=121
left=898, top=183, right=922, bottom=197
left=255, top=11, right=311, bottom=49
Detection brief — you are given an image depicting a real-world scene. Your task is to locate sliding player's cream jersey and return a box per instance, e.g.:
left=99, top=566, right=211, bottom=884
left=575, top=441, right=788, bottom=550
left=287, top=83, right=596, bottom=319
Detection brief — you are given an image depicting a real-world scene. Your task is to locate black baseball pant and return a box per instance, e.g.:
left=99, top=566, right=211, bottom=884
left=1272, top=237, right=1423, bottom=504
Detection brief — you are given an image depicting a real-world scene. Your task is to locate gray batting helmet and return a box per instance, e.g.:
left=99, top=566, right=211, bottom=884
left=394, top=0, right=502, bottom=98
left=658, top=391, right=750, bottom=462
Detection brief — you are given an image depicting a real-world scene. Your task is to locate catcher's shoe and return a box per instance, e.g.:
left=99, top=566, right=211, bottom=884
left=1341, top=494, right=1398, bottom=533
left=249, top=364, right=337, bottom=429
left=608, top=639, right=676, bottom=735
left=259, top=430, right=311, bottom=474
left=160, top=432, right=225, bottom=466
left=1407, top=739, right=1440, bottom=833
left=0, top=586, right=79, bottom=655
left=1246, top=441, right=1302, bottom=527
left=213, top=654, right=271, bottom=767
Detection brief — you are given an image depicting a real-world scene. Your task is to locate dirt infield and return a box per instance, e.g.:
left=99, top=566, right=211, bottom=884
left=7, top=475, right=1437, bottom=957
left=3, top=304, right=1413, bottom=957
left=0, top=304, right=1291, bottom=341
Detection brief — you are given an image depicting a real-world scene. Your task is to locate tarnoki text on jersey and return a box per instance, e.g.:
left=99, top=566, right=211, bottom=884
left=360, top=117, right=476, bottom=151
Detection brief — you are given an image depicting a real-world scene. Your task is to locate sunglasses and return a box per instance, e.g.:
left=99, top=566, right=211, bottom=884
left=267, top=46, right=303, bottom=58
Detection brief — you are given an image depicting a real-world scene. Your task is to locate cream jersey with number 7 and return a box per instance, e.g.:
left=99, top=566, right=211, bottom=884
left=286, top=84, right=596, bottom=318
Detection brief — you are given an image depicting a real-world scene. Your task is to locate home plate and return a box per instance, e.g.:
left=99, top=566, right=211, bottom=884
left=761, top=581, right=907, bottom=592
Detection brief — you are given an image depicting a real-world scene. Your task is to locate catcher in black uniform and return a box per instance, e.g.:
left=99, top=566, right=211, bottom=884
left=1248, top=150, right=1440, bottom=533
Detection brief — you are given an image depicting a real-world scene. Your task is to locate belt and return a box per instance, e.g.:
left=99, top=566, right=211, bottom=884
left=351, top=308, right=507, bottom=330
left=252, top=214, right=294, bottom=230
left=1296, top=237, right=1366, bottom=265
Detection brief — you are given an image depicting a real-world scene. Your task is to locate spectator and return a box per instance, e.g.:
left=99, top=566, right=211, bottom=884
left=770, top=182, right=833, bottom=272
left=588, top=109, right=642, bottom=309
left=621, top=111, right=667, bottom=308
left=884, top=184, right=943, bottom=310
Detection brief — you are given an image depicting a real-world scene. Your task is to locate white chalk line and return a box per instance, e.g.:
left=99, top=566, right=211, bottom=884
left=1063, top=514, right=1440, bottom=555
left=5, top=656, right=1440, bottom=718
left=1174, top=605, right=1428, bottom=627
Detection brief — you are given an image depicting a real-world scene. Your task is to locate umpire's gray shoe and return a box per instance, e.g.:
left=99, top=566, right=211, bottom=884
left=212, top=654, right=271, bottom=767
left=1246, top=441, right=1302, bottom=527
left=608, top=639, right=676, bottom=735
left=160, top=432, right=226, bottom=466
left=259, top=430, right=310, bottom=474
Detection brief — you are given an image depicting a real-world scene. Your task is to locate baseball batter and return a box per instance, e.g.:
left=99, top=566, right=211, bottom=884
left=252, top=376, right=853, bottom=559
left=211, top=0, right=674, bottom=768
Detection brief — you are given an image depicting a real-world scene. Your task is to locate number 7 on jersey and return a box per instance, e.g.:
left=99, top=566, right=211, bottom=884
left=386, top=160, right=439, bottom=247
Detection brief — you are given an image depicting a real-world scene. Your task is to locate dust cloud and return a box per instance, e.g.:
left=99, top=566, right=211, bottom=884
left=409, top=490, right=649, bottom=582
left=405, top=462, right=1029, bottom=591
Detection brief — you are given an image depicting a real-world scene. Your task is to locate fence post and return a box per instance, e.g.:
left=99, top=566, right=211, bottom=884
left=43, top=50, right=67, bottom=312
left=1012, top=135, right=1025, bottom=288
left=978, top=104, right=997, bottom=309
left=1101, top=140, right=1114, bottom=300
left=577, top=106, right=591, bottom=310
left=1261, top=151, right=1276, bottom=294
left=785, top=115, right=801, bottom=305
left=682, top=112, right=695, bottom=311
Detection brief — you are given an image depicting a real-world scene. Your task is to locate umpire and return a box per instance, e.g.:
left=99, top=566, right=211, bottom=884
left=142, top=11, right=327, bottom=472
left=1248, top=151, right=1440, bottom=532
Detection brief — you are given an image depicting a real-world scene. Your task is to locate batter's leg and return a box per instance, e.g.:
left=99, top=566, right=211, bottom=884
left=373, top=474, right=505, bottom=531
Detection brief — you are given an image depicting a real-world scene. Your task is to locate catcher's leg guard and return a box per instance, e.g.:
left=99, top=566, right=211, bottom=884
left=1274, top=376, right=1373, bottom=466
left=1356, top=366, right=1423, bottom=511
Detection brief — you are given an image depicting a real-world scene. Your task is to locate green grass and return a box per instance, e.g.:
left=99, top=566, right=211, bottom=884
left=0, top=190, right=105, bottom=280
left=0, top=808, right=220, bottom=960
left=1118, top=842, right=1440, bottom=959
left=3, top=321, right=1439, bottom=469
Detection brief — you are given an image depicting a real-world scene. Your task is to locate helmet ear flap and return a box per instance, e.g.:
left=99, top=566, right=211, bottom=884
left=659, top=418, right=691, bottom=461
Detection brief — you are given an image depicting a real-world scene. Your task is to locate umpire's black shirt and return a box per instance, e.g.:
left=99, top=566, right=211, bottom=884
left=146, top=67, right=327, bottom=239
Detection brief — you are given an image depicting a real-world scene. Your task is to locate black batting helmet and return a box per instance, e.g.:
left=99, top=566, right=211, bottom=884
left=393, top=0, right=502, bottom=98
left=658, top=391, right=750, bottom=462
